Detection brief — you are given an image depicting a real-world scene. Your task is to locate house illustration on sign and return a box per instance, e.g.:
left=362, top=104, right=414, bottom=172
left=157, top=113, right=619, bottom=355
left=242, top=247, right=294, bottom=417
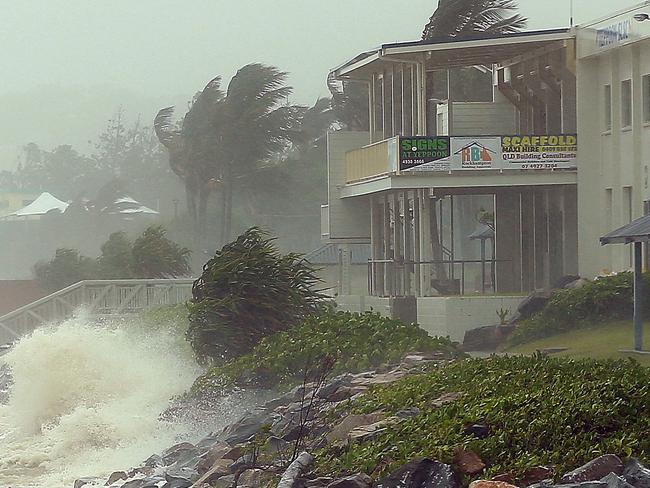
left=455, top=141, right=496, bottom=168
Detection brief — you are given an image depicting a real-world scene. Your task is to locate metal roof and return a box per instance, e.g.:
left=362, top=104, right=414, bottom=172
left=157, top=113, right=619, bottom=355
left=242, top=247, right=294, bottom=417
left=304, top=243, right=371, bottom=265
left=333, top=28, right=574, bottom=78
left=600, top=214, right=650, bottom=245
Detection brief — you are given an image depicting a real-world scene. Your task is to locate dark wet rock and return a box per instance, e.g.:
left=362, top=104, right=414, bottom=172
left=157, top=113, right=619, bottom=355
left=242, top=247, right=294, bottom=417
left=431, top=392, right=464, bottom=408
left=266, top=435, right=292, bottom=455
left=527, top=480, right=555, bottom=488
left=230, top=453, right=256, bottom=471
left=553, top=275, right=582, bottom=289
left=521, top=466, right=554, bottom=486
left=513, top=290, right=552, bottom=323
left=463, top=325, right=516, bottom=352
left=601, top=473, right=636, bottom=488
left=453, top=447, right=485, bottom=475
left=327, top=473, right=373, bottom=488
left=238, top=468, right=274, bottom=488
left=162, top=442, right=198, bottom=465
left=377, top=458, right=459, bottom=488
left=222, top=409, right=275, bottom=444
left=213, top=473, right=237, bottom=488
left=463, top=424, right=490, bottom=439
left=623, top=459, right=650, bottom=488
left=107, top=471, right=129, bottom=484
left=163, top=471, right=194, bottom=488
left=73, top=478, right=101, bottom=488
left=197, top=434, right=226, bottom=450
left=560, top=455, right=624, bottom=484
left=553, top=483, right=607, bottom=488
left=395, top=407, right=421, bottom=419
left=122, top=479, right=165, bottom=488
left=327, top=413, right=386, bottom=443
left=317, top=374, right=353, bottom=399
left=193, top=458, right=234, bottom=486
left=143, top=454, right=164, bottom=468
left=198, top=442, right=232, bottom=475
left=306, top=478, right=335, bottom=488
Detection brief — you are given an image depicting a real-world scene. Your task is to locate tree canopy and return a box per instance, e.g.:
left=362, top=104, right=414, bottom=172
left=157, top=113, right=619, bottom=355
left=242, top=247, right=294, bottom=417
left=422, top=0, right=527, bottom=40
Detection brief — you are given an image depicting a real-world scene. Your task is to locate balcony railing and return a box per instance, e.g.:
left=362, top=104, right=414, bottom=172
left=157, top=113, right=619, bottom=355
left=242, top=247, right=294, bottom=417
left=346, top=137, right=398, bottom=183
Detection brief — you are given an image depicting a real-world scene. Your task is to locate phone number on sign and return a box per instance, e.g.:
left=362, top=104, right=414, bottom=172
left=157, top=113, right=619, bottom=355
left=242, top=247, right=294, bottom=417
left=519, top=163, right=559, bottom=169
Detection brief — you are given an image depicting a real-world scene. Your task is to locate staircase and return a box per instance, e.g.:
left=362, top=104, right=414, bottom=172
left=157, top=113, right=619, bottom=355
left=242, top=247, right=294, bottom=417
left=0, top=279, right=194, bottom=346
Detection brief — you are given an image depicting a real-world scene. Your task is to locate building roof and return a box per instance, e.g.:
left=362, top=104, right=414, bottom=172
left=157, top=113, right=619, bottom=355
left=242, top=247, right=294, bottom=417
left=333, top=28, right=574, bottom=78
left=9, top=192, right=68, bottom=217
left=304, top=243, right=371, bottom=265
left=601, top=215, right=650, bottom=245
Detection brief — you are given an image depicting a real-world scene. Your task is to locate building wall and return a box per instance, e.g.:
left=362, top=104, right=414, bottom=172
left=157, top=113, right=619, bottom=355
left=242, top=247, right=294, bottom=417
left=326, top=131, right=372, bottom=243
left=437, top=102, right=517, bottom=136
left=577, top=11, right=650, bottom=277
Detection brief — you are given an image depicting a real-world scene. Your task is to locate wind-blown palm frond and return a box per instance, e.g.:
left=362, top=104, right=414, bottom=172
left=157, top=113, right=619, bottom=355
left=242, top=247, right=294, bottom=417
left=422, top=0, right=527, bottom=40
left=154, top=107, right=181, bottom=149
left=327, top=72, right=369, bottom=131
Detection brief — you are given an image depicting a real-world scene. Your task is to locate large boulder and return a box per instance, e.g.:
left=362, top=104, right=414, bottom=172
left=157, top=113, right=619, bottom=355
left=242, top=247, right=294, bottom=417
left=328, top=474, right=373, bottom=488
left=623, top=459, right=650, bottom=488
left=377, top=458, right=459, bottom=488
left=560, top=455, right=624, bottom=484
left=462, top=325, right=515, bottom=352
left=512, top=290, right=552, bottom=323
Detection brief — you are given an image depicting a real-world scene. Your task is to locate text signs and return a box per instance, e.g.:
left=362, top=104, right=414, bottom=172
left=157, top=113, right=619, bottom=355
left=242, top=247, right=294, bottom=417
left=399, top=137, right=451, bottom=172
left=398, top=135, right=577, bottom=173
left=501, top=134, right=577, bottom=170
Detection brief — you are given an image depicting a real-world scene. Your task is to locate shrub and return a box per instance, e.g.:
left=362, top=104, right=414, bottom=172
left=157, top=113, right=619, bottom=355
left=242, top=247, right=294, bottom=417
left=509, top=272, right=650, bottom=346
left=187, top=227, right=326, bottom=363
left=192, top=310, right=465, bottom=391
left=34, top=248, right=97, bottom=291
left=132, top=225, right=192, bottom=279
left=317, top=355, right=650, bottom=483
left=97, top=231, right=135, bottom=279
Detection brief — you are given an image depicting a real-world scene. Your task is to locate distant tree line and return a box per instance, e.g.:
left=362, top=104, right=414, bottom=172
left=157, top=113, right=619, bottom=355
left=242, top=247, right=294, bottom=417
left=34, top=225, right=191, bottom=291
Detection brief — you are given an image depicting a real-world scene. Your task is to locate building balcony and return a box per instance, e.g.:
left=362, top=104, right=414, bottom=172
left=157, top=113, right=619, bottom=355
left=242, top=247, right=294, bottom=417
left=345, top=134, right=578, bottom=187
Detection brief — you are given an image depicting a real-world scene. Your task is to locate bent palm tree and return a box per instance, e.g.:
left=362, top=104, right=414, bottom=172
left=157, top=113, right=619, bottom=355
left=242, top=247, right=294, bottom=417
left=215, top=63, right=301, bottom=242
left=154, top=77, right=224, bottom=241
left=423, top=0, right=527, bottom=40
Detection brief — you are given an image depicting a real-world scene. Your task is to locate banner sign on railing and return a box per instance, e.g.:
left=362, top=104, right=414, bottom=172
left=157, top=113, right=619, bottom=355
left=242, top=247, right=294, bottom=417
left=399, top=134, right=577, bottom=172
left=399, top=137, right=451, bottom=171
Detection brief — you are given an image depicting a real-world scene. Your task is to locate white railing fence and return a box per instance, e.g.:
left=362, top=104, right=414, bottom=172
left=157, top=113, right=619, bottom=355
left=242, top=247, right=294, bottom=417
left=0, top=279, right=195, bottom=346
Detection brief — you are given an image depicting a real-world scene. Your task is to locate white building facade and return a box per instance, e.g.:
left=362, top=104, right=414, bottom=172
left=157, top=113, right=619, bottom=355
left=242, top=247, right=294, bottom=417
left=577, top=3, right=650, bottom=276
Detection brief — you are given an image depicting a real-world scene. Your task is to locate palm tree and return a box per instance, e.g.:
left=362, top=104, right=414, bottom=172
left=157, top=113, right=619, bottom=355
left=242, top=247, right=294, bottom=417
left=214, top=63, right=301, bottom=242
left=154, top=77, right=224, bottom=241
left=422, top=0, right=527, bottom=40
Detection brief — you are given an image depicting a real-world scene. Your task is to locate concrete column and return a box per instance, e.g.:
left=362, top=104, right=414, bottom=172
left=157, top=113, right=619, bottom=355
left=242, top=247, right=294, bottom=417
left=520, top=190, right=535, bottom=291
left=562, top=186, right=579, bottom=275
left=495, top=190, right=522, bottom=293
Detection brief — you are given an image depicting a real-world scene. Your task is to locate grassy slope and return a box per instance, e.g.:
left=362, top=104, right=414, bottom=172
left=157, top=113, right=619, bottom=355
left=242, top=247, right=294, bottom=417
left=316, top=356, right=650, bottom=484
left=506, top=320, right=650, bottom=366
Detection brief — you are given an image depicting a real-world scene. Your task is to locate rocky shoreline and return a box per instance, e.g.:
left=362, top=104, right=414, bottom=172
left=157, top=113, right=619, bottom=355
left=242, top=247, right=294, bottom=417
left=75, top=354, right=650, bottom=488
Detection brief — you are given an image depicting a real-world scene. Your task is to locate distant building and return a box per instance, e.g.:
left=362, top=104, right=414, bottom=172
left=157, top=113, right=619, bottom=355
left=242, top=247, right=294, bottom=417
left=576, top=2, right=650, bottom=276
left=0, top=189, right=38, bottom=218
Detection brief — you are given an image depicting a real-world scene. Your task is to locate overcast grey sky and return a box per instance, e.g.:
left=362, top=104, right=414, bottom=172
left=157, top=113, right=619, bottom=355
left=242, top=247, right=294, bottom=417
left=0, top=0, right=641, bottom=169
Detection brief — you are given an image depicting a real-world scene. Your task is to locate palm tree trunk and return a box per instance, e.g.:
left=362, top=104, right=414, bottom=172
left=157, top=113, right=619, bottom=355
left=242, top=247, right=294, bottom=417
left=224, top=165, right=233, bottom=243
left=198, top=185, right=210, bottom=246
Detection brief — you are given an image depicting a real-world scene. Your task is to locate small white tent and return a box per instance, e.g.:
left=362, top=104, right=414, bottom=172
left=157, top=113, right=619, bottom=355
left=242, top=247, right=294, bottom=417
left=5, top=192, right=69, bottom=219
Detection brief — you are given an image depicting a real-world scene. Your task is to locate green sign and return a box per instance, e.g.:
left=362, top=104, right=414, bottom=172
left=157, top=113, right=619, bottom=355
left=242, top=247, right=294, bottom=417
left=399, top=137, right=451, bottom=171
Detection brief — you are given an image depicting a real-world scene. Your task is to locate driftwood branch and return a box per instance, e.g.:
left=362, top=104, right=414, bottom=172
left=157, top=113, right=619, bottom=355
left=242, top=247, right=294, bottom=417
left=277, top=452, right=314, bottom=488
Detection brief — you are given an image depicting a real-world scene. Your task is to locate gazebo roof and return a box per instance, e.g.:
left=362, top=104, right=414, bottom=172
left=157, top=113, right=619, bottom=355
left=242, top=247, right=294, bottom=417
left=600, top=215, right=650, bottom=245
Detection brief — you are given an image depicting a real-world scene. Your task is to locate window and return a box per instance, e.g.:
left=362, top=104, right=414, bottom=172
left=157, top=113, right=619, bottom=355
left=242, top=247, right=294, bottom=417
left=644, top=75, right=650, bottom=123
left=622, top=79, right=632, bottom=128
left=604, top=84, right=612, bottom=131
